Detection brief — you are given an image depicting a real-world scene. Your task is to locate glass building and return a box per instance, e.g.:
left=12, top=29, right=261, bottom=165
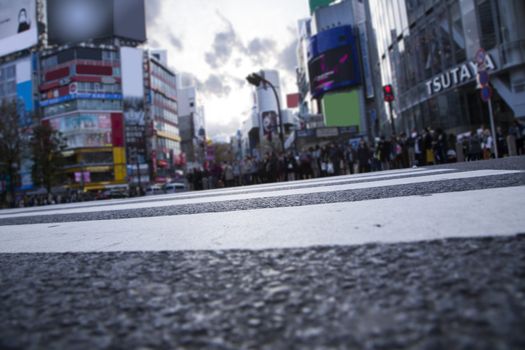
left=368, top=0, right=525, bottom=135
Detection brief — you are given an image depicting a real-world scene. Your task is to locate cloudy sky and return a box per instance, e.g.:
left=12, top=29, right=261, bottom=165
left=144, top=0, right=310, bottom=140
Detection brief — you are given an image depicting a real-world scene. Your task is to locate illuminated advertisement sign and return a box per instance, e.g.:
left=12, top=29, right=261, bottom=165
left=39, top=93, right=123, bottom=107
left=49, top=114, right=113, bottom=148
left=308, top=26, right=361, bottom=98
left=0, top=0, right=38, bottom=56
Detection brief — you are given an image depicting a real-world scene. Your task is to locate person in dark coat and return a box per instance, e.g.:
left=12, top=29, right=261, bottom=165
left=357, top=138, right=371, bottom=173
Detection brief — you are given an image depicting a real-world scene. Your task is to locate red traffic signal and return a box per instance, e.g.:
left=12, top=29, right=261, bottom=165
left=383, top=84, right=395, bottom=102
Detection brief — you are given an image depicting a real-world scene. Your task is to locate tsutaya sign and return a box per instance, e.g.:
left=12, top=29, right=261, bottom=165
left=425, top=54, right=496, bottom=96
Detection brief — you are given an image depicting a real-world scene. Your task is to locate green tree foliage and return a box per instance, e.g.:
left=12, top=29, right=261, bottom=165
left=31, top=122, right=67, bottom=194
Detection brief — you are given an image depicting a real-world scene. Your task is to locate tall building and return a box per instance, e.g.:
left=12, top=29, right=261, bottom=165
left=178, top=86, right=206, bottom=169
left=0, top=0, right=43, bottom=194
left=146, top=51, right=181, bottom=184
left=1, top=0, right=185, bottom=198
left=39, top=0, right=147, bottom=192
left=368, top=0, right=525, bottom=135
left=243, top=69, right=296, bottom=155
left=296, top=19, right=313, bottom=123
left=293, top=0, right=381, bottom=148
left=39, top=44, right=129, bottom=191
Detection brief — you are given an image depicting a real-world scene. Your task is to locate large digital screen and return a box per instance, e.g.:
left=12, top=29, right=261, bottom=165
left=47, top=0, right=146, bottom=45
left=0, top=0, right=38, bottom=56
left=49, top=114, right=113, bottom=148
left=308, top=45, right=361, bottom=98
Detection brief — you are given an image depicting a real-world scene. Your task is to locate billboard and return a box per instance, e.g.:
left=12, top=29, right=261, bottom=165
left=47, top=0, right=113, bottom=45
left=121, top=47, right=147, bottom=168
left=0, top=0, right=38, bottom=56
left=308, top=26, right=361, bottom=98
left=261, top=111, right=278, bottom=140
left=0, top=57, right=34, bottom=127
left=286, top=93, right=300, bottom=109
left=48, top=114, right=113, bottom=148
left=322, top=90, right=361, bottom=128
left=309, top=45, right=361, bottom=97
left=114, top=0, right=146, bottom=43
left=47, top=0, right=146, bottom=45
left=121, top=47, right=145, bottom=125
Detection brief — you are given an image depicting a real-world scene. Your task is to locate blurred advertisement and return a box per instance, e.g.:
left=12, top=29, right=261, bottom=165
left=47, top=0, right=113, bottom=45
left=0, top=0, right=37, bottom=56
left=114, top=0, right=146, bottom=42
left=47, top=0, right=146, bottom=45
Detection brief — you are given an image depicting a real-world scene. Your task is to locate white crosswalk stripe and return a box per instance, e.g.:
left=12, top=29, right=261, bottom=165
left=0, top=169, right=519, bottom=219
left=0, top=167, right=523, bottom=253
left=1, top=167, right=442, bottom=218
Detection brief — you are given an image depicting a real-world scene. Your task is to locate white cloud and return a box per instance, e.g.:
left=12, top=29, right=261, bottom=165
left=146, top=0, right=310, bottom=138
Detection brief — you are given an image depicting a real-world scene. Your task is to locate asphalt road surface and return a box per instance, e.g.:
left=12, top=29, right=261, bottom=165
left=1, top=157, right=524, bottom=349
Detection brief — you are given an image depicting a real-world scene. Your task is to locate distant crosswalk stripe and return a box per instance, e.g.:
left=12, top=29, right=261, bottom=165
left=0, top=169, right=519, bottom=219
left=0, top=167, right=444, bottom=217
left=1, top=186, right=523, bottom=253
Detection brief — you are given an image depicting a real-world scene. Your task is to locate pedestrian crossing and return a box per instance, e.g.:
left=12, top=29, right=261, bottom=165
left=0, top=166, right=523, bottom=253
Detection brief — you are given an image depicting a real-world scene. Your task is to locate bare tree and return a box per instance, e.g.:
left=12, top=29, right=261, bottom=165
left=31, top=122, right=68, bottom=195
left=0, top=99, right=24, bottom=207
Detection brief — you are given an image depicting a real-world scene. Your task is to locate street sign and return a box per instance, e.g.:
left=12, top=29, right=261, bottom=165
left=478, top=70, right=490, bottom=86
left=481, top=86, right=493, bottom=102
left=475, top=48, right=487, bottom=66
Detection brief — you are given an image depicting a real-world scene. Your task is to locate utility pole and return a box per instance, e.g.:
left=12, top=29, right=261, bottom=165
left=383, top=85, right=396, bottom=136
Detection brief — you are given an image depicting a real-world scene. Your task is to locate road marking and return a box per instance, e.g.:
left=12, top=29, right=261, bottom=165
left=0, top=186, right=523, bottom=253
left=0, top=169, right=519, bottom=219
left=0, top=167, right=442, bottom=217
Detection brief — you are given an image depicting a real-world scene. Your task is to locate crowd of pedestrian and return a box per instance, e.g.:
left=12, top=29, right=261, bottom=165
left=186, top=119, right=525, bottom=190
left=2, top=190, right=91, bottom=209
left=4, top=121, right=524, bottom=205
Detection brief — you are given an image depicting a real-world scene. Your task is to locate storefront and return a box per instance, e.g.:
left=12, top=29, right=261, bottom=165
left=369, top=0, right=525, bottom=136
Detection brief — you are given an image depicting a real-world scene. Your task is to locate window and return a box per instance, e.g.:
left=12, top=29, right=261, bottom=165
left=476, top=0, right=497, bottom=50
left=5, top=66, right=15, bottom=79
left=6, top=80, right=16, bottom=95
left=450, top=1, right=466, bottom=63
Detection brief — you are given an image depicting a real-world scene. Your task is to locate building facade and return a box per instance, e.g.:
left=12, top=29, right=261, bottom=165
left=242, top=69, right=297, bottom=155
left=147, top=52, right=181, bottom=184
left=39, top=45, right=127, bottom=191
left=1, top=0, right=188, bottom=198
left=293, top=0, right=381, bottom=148
left=368, top=0, right=525, bottom=135
left=178, top=86, right=206, bottom=168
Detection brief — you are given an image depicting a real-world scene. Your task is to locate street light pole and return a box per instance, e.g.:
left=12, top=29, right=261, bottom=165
left=246, top=73, right=285, bottom=152
left=388, top=101, right=396, bottom=136
left=136, top=122, right=142, bottom=196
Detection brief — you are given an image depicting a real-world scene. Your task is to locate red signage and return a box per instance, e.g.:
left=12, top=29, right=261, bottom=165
left=286, top=93, right=300, bottom=108
left=111, top=113, right=124, bottom=147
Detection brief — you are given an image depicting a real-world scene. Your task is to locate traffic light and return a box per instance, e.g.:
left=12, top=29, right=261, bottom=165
left=383, top=84, right=395, bottom=102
